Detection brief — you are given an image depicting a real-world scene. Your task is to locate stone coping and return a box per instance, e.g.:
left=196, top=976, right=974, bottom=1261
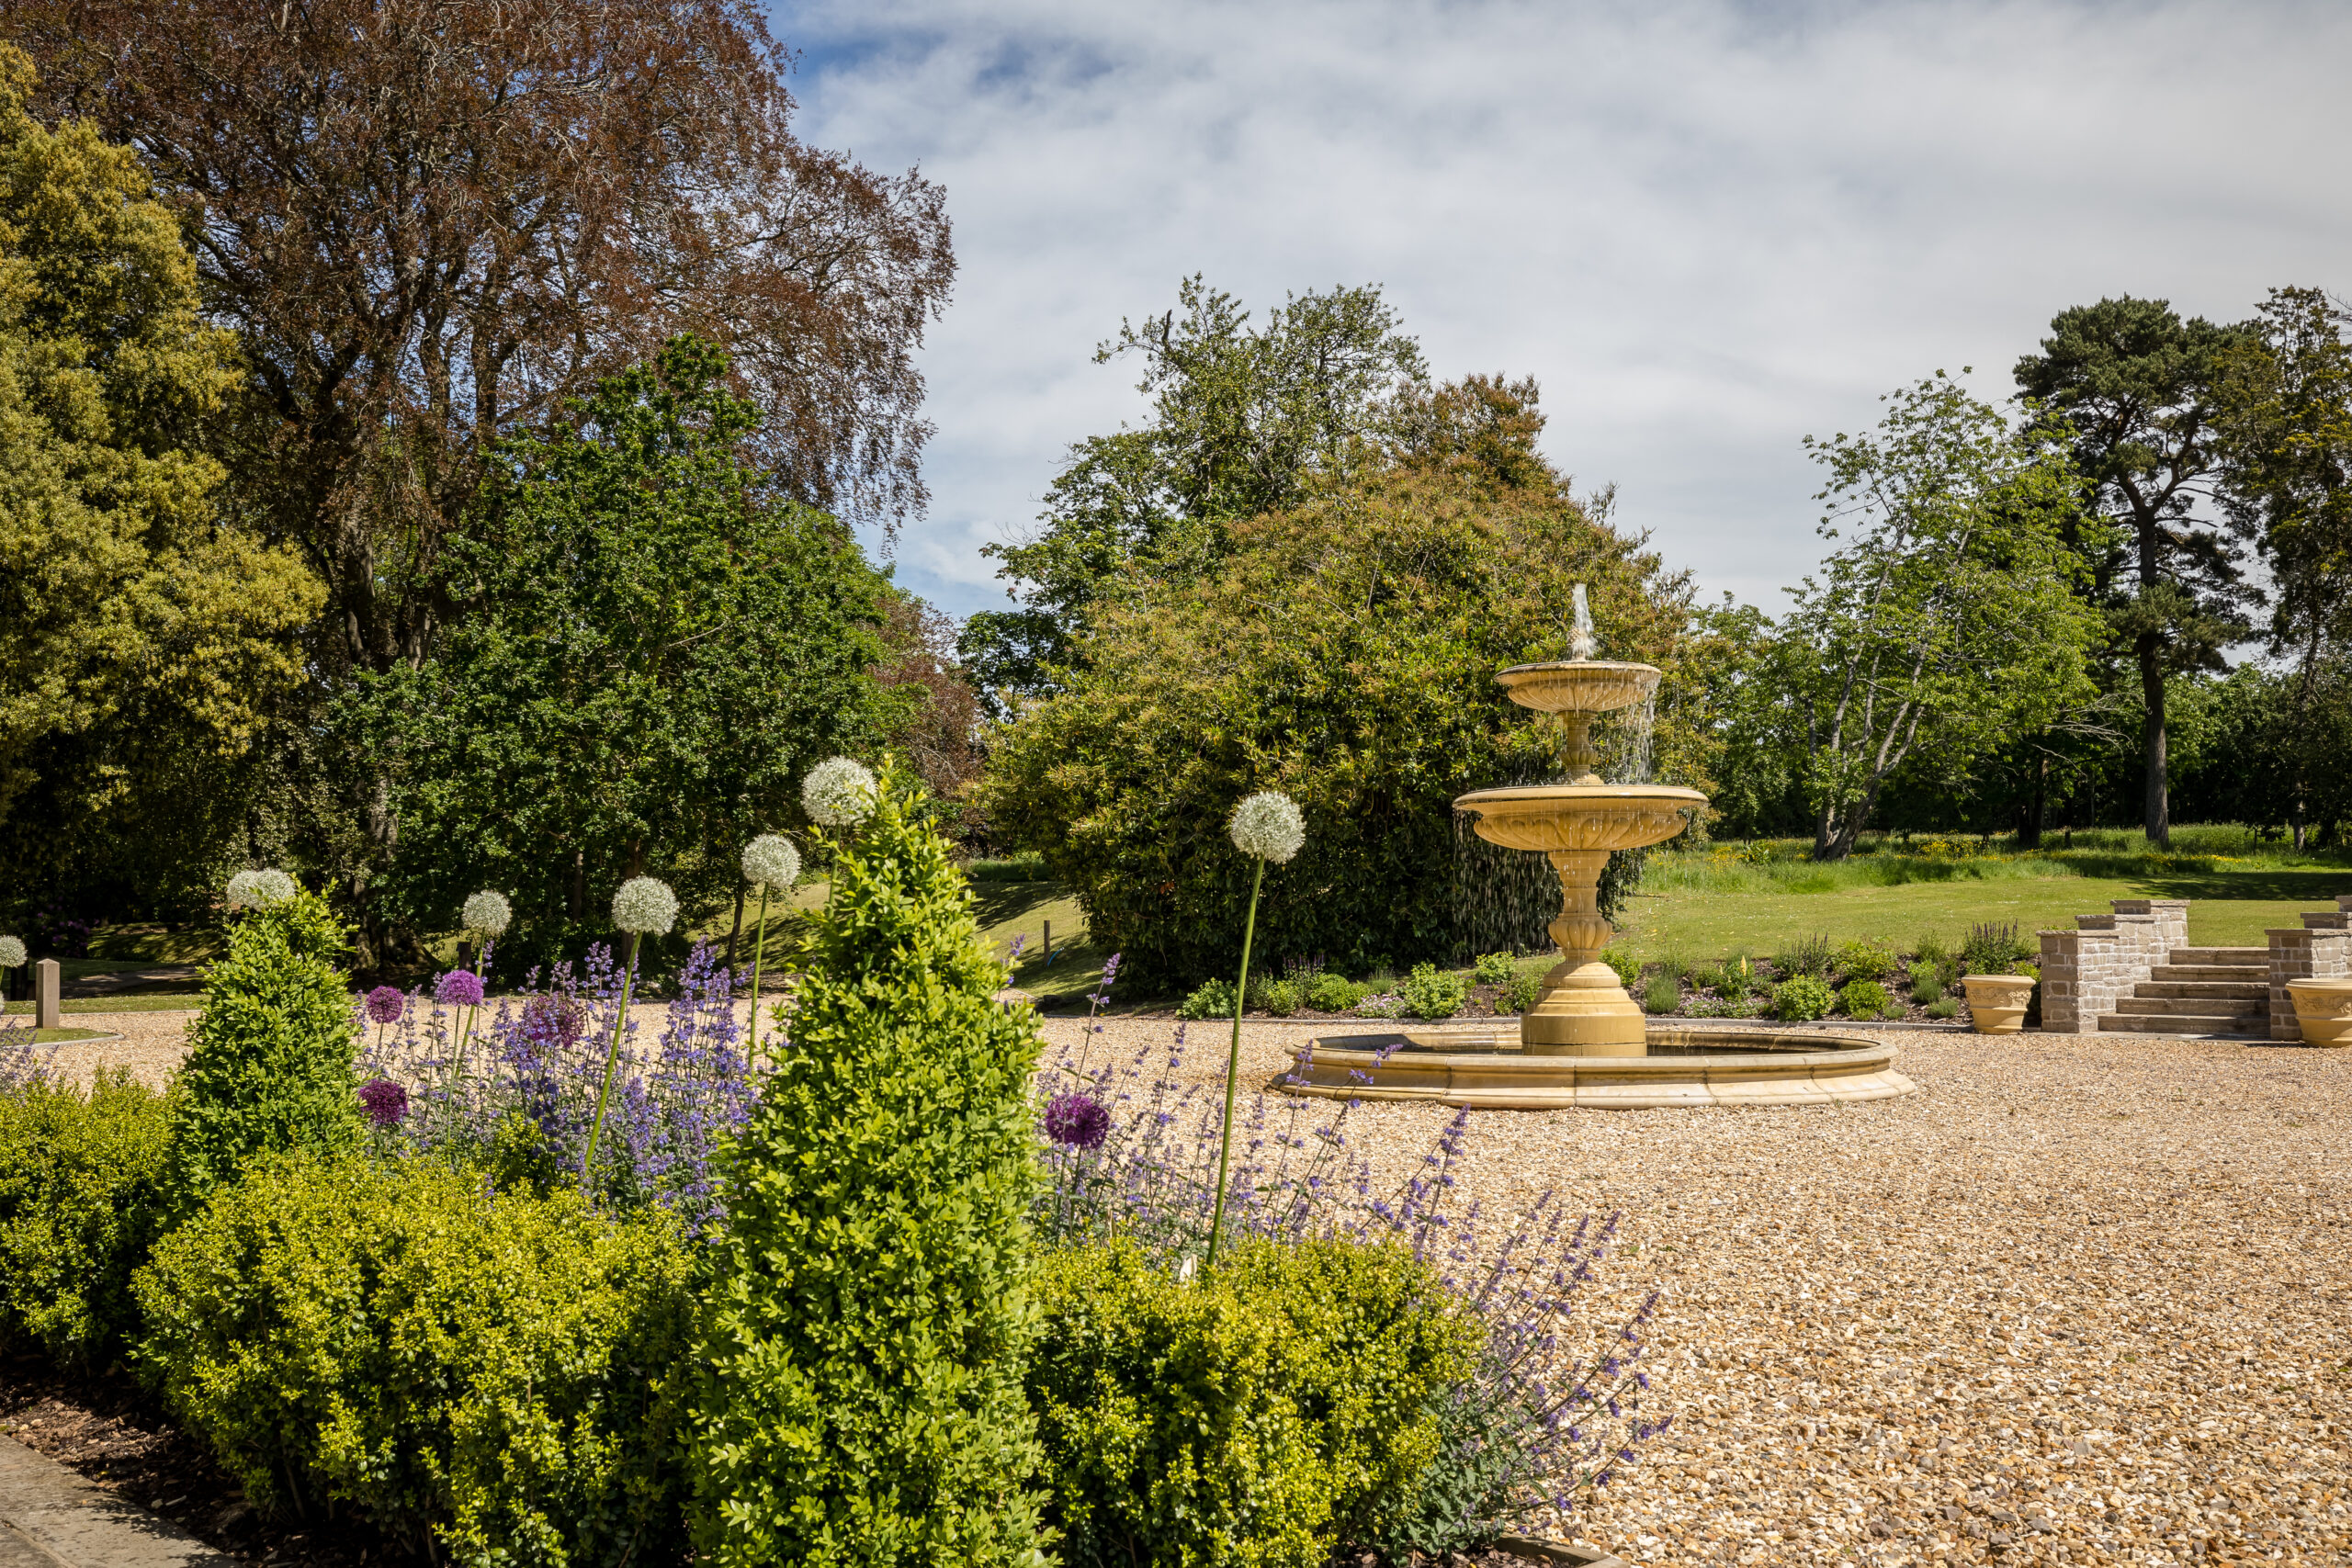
left=1281, top=1023, right=1917, bottom=1111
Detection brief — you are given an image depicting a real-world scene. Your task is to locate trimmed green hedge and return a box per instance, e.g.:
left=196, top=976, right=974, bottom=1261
left=0, top=1069, right=172, bottom=1368
left=136, top=1155, right=697, bottom=1566
left=1029, top=1237, right=1477, bottom=1568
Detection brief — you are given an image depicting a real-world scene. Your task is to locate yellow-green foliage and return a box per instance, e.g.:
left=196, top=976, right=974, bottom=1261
left=134, top=1155, right=696, bottom=1565
left=0, top=1069, right=171, bottom=1367
left=690, top=769, right=1048, bottom=1567
left=1028, top=1238, right=1478, bottom=1568
left=1833, top=938, right=1897, bottom=981
left=0, top=46, right=320, bottom=823
left=162, top=888, right=356, bottom=1217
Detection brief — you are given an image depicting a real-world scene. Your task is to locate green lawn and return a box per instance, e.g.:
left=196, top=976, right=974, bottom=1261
left=1614, top=833, right=2352, bottom=964
left=1, top=1026, right=113, bottom=1042
left=4, top=996, right=202, bottom=1015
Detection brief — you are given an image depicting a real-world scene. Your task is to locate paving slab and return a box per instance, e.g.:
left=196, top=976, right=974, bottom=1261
left=0, top=1437, right=230, bottom=1567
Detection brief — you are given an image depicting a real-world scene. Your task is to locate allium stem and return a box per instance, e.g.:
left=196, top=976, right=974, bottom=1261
left=745, top=888, right=769, bottom=1055
left=1205, top=854, right=1266, bottom=1270
left=583, top=932, right=639, bottom=1193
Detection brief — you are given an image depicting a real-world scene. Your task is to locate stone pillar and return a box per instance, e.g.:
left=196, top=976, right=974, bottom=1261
left=33, top=958, right=60, bottom=1031
left=2268, top=918, right=2352, bottom=1041
left=2038, top=928, right=2120, bottom=1033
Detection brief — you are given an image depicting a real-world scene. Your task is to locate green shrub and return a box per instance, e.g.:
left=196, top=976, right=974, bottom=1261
left=1923, top=996, right=1961, bottom=1021
left=1909, top=974, right=1946, bottom=1006
left=1912, top=933, right=1951, bottom=970
left=1837, top=978, right=1894, bottom=1020
left=1771, top=975, right=1836, bottom=1022
left=1641, top=975, right=1680, bottom=1014
left=1400, top=963, right=1468, bottom=1021
left=1178, top=977, right=1238, bottom=1021
left=1255, top=976, right=1305, bottom=1018
left=1961, top=920, right=2026, bottom=976
left=1600, top=949, right=1641, bottom=988
left=135, top=1155, right=695, bottom=1562
left=1776, top=933, right=1832, bottom=977
left=1833, top=939, right=1897, bottom=982
left=1029, top=1238, right=1477, bottom=1568
left=1472, top=952, right=1515, bottom=987
left=1503, top=970, right=1543, bottom=1013
left=163, top=888, right=356, bottom=1220
left=0, top=1070, right=172, bottom=1368
left=1306, top=972, right=1363, bottom=1012
left=690, top=769, right=1046, bottom=1567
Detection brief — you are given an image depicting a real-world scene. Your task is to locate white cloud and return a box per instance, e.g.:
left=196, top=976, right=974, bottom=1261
left=780, top=0, right=2352, bottom=619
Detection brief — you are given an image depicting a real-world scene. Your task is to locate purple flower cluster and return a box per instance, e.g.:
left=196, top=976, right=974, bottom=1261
left=356, top=941, right=758, bottom=1235
left=1043, top=1092, right=1111, bottom=1149
left=365, top=985, right=406, bottom=1024
left=357, top=1077, right=410, bottom=1126
left=434, top=969, right=485, bottom=1008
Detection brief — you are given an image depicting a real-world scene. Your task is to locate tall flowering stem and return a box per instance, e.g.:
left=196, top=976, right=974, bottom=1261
left=586, top=876, right=677, bottom=1190
left=744, top=888, right=770, bottom=1051
left=739, top=834, right=798, bottom=1057
left=1205, top=790, right=1304, bottom=1269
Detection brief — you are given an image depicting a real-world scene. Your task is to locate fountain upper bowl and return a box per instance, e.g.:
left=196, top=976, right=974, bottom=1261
left=1497, top=660, right=1661, bottom=715
left=1454, top=783, right=1706, bottom=853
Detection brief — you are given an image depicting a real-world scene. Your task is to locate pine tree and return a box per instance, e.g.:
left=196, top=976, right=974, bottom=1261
left=690, top=768, right=1046, bottom=1566
left=162, top=888, right=357, bottom=1218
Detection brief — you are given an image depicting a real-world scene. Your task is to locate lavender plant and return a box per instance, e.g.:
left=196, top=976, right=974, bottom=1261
left=362, top=942, right=756, bottom=1235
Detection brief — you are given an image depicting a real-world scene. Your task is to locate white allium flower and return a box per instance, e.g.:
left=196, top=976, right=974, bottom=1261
left=461, top=889, right=514, bottom=937
left=802, top=756, right=878, bottom=827
left=226, top=868, right=298, bottom=909
left=1228, top=791, right=1306, bottom=864
left=0, top=936, right=24, bottom=969
left=741, top=834, right=801, bottom=892
left=611, top=876, right=678, bottom=935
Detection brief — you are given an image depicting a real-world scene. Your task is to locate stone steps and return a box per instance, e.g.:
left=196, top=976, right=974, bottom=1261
left=2148, top=963, right=2267, bottom=983
left=2097, top=1010, right=2267, bottom=1036
left=2166, top=946, right=2268, bottom=965
left=2132, top=978, right=2268, bottom=1001
left=2112, top=994, right=2264, bottom=1019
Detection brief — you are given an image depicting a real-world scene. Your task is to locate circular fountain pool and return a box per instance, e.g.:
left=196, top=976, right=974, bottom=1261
left=1280, top=1022, right=1919, bottom=1111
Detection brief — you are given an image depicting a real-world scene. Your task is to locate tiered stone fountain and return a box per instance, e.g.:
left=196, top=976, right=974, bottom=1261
left=1281, top=592, right=1918, bottom=1110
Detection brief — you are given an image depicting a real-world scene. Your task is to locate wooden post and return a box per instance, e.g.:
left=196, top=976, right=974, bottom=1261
left=1043, top=919, right=1052, bottom=965
left=34, top=959, right=61, bottom=1031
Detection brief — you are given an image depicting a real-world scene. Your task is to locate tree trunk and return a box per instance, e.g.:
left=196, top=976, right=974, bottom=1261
left=725, top=885, right=745, bottom=971
left=2018, top=753, right=2047, bottom=849
left=2138, top=632, right=2168, bottom=847
left=568, top=849, right=585, bottom=920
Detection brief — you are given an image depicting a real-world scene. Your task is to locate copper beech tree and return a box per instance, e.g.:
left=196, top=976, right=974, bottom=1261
left=9, top=0, right=953, bottom=962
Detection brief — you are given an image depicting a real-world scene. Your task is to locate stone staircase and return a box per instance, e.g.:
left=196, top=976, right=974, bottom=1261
left=2098, top=946, right=2269, bottom=1037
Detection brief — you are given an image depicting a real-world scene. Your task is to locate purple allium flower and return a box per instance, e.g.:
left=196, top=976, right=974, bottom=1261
left=435, top=969, right=485, bottom=1008
left=1044, top=1091, right=1112, bottom=1149
left=358, top=1077, right=410, bottom=1126
left=365, top=986, right=407, bottom=1024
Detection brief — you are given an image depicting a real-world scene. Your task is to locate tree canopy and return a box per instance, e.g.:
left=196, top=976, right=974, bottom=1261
left=0, top=48, right=321, bottom=906
left=354, top=337, right=896, bottom=972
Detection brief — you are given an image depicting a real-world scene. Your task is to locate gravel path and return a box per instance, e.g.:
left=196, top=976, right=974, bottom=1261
left=1040, top=1017, right=2352, bottom=1568
left=42, top=1010, right=2352, bottom=1565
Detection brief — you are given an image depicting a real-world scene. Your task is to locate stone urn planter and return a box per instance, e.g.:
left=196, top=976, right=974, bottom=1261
left=2286, top=976, right=2352, bottom=1047
left=1962, top=975, right=2036, bottom=1034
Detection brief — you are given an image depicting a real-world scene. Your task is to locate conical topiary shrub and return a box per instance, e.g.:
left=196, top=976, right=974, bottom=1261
left=162, top=886, right=358, bottom=1220
left=690, top=766, right=1047, bottom=1567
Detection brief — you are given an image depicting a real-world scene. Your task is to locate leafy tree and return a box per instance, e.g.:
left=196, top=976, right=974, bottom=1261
left=978, top=381, right=1706, bottom=987
left=960, top=276, right=1425, bottom=714
left=0, top=48, right=321, bottom=912
left=1781, top=372, right=2104, bottom=860
left=2014, top=297, right=2254, bottom=845
left=162, top=887, right=356, bottom=1220
left=2213, top=285, right=2352, bottom=845
left=690, top=767, right=1046, bottom=1566
left=12, top=1, right=955, bottom=961
left=354, top=337, right=896, bottom=973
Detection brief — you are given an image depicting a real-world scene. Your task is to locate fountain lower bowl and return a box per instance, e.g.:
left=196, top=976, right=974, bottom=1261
left=1280, top=1021, right=1918, bottom=1111
left=1453, top=784, right=1707, bottom=853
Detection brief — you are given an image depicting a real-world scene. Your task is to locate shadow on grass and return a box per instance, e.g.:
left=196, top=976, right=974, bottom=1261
left=968, top=877, right=1068, bottom=931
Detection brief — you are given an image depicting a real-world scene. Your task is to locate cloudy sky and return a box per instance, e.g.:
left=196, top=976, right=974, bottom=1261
left=772, top=0, right=2352, bottom=623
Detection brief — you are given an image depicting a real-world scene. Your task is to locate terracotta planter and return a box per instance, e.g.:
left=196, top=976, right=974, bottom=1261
left=1962, top=975, right=2035, bottom=1035
left=2287, top=976, right=2352, bottom=1047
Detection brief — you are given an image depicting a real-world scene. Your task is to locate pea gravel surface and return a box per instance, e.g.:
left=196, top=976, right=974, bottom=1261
left=1038, top=1015, right=2352, bottom=1568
